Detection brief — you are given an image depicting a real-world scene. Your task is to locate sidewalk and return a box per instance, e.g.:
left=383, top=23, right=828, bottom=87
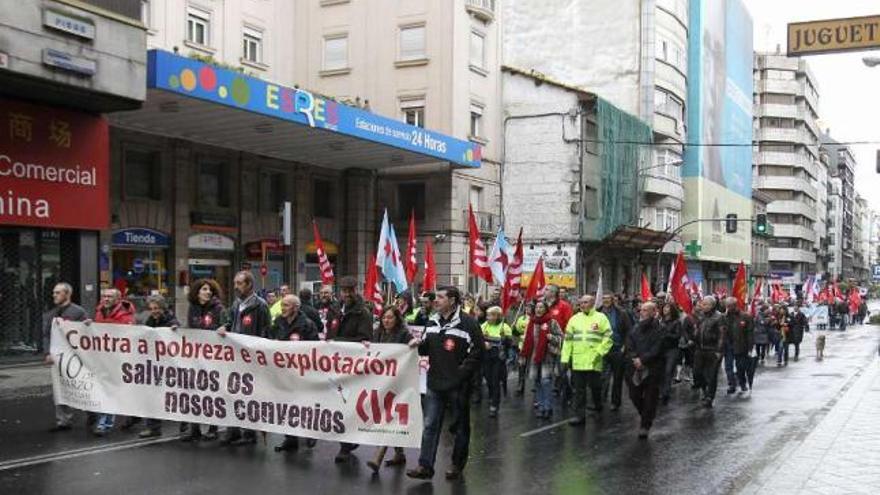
left=741, top=354, right=880, bottom=494
left=0, top=362, right=52, bottom=400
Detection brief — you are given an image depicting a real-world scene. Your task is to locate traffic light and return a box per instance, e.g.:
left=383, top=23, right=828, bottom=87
left=755, top=213, right=768, bottom=234
left=725, top=213, right=738, bottom=233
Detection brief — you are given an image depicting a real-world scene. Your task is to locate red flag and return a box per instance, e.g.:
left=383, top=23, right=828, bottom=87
left=363, top=253, right=384, bottom=316
left=313, top=220, right=335, bottom=286
left=404, top=211, right=418, bottom=283
left=670, top=251, right=693, bottom=314
left=749, top=277, right=763, bottom=316
left=833, top=282, right=842, bottom=301
left=422, top=240, right=437, bottom=292
left=502, top=228, right=524, bottom=313
left=732, top=261, right=747, bottom=311
left=849, top=288, right=861, bottom=315
left=468, top=204, right=492, bottom=282
left=524, top=256, right=546, bottom=301
left=640, top=272, right=653, bottom=302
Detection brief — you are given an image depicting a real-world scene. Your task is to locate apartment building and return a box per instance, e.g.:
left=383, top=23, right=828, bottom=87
left=753, top=53, right=821, bottom=287
left=821, top=133, right=857, bottom=280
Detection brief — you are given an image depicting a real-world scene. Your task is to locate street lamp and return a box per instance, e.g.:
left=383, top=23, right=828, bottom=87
left=863, top=57, right=880, bottom=68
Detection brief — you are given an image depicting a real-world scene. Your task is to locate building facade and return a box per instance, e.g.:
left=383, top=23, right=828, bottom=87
left=752, top=53, right=821, bottom=288
left=0, top=0, right=147, bottom=357
left=820, top=133, right=857, bottom=280
left=751, top=190, right=772, bottom=279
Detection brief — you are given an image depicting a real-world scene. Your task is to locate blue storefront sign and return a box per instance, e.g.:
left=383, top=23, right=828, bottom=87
left=146, top=50, right=482, bottom=168
left=112, top=228, right=171, bottom=248
left=873, top=265, right=880, bottom=281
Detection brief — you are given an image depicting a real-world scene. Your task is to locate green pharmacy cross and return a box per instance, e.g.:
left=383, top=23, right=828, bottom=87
left=685, top=240, right=702, bottom=258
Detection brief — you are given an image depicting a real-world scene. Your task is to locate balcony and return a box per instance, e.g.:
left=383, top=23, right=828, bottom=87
left=465, top=0, right=495, bottom=22
left=655, top=63, right=687, bottom=102
left=754, top=175, right=817, bottom=199
left=767, top=200, right=817, bottom=221
left=641, top=175, right=684, bottom=200
left=464, top=209, right=500, bottom=234
left=756, top=127, right=804, bottom=144
left=653, top=113, right=683, bottom=140
left=757, top=79, right=799, bottom=95
left=772, top=224, right=817, bottom=243
left=756, top=103, right=798, bottom=120
left=769, top=247, right=817, bottom=264
left=755, top=152, right=817, bottom=176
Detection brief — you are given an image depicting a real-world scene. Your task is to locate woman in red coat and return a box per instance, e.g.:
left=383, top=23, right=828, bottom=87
left=519, top=301, right=564, bottom=419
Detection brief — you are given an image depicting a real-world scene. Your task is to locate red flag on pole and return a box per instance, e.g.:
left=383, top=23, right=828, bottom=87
left=313, top=220, right=335, bottom=286
left=733, top=261, right=747, bottom=311
left=404, top=210, right=418, bottom=283
left=670, top=251, right=693, bottom=314
left=363, top=253, right=383, bottom=316
left=502, top=228, right=524, bottom=314
left=423, top=240, right=437, bottom=292
left=468, top=204, right=493, bottom=283
left=524, top=257, right=546, bottom=301
left=640, top=272, right=653, bottom=302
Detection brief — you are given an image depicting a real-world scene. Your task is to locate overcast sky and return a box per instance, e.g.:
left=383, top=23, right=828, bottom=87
left=742, top=0, right=880, bottom=209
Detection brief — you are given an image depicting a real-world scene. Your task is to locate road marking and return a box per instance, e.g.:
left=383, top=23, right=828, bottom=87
left=0, top=435, right=180, bottom=472
left=519, top=418, right=572, bottom=438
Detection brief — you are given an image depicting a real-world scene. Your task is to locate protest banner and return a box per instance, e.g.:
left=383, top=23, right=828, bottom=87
left=50, top=321, right=423, bottom=447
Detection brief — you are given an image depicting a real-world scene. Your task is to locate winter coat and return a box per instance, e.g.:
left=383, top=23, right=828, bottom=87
left=299, top=302, right=324, bottom=334
left=546, top=298, right=574, bottom=333
left=625, top=317, right=665, bottom=372
left=789, top=311, right=808, bottom=344
left=41, top=302, right=87, bottom=353
left=753, top=315, right=772, bottom=345
left=725, top=310, right=754, bottom=355
left=145, top=310, right=179, bottom=328
left=561, top=309, right=613, bottom=372
left=419, top=307, right=485, bottom=392
left=600, top=304, right=632, bottom=351
left=520, top=313, right=564, bottom=366
left=374, top=324, right=413, bottom=345
left=227, top=293, right=271, bottom=338
left=331, top=296, right=373, bottom=342
left=187, top=298, right=225, bottom=330
left=660, top=317, right=682, bottom=351
left=273, top=311, right=319, bottom=341
left=94, top=300, right=136, bottom=324
left=694, top=311, right=726, bottom=353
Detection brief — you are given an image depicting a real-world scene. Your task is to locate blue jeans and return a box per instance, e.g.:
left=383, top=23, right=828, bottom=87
left=533, top=363, right=554, bottom=412
left=96, top=414, right=114, bottom=431
left=418, top=385, right=471, bottom=472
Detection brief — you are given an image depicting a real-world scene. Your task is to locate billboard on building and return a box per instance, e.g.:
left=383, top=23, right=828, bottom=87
left=521, top=244, right=577, bottom=289
left=683, top=0, right=753, bottom=264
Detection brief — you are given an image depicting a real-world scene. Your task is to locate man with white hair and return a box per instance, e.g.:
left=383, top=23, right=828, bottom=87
left=693, top=296, right=727, bottom=408
left=42, top=282, right=87, bottom=432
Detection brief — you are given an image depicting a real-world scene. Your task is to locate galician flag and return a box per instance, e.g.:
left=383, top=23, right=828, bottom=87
left=375, top=209, right=408, bottom=292
left=488, top=228, right=513, bottom=286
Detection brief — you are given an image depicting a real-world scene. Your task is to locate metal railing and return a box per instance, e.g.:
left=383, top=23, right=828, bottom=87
left=465, top=0, right=496, bottom=20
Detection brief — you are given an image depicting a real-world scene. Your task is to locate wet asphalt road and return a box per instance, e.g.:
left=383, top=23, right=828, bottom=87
left=1, top=319, right=879, bottom=495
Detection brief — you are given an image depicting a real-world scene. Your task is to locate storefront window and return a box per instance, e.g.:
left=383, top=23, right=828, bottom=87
left=112, top=249, right=170, bottom=310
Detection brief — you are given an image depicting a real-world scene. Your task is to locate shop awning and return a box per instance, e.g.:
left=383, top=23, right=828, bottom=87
left=109, top=50, right=482, bottom=170
left=601, top=225, right=672, bottom=252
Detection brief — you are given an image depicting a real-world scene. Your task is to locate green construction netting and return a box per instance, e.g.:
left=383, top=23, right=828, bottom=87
left=596, top=97, right=653, bottom=239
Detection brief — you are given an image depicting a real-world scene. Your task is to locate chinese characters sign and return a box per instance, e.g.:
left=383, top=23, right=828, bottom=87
left=0, top=98, right=109, bottom=229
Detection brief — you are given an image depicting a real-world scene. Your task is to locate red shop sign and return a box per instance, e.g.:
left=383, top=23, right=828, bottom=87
left=0, top=98, right=109, bottom=230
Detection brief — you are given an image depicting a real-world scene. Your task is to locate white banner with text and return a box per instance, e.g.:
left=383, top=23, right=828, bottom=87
left=50, top=321, right=423, bottom=447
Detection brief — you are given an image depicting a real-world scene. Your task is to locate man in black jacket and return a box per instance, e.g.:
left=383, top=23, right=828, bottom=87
left=272, top=295, right=319, bottom=452
left=787, top=303, right=808, bottom=363
left=218, top=271, right=271, bottom=446
left=600, top=294, right=632, bottom=411
left=724, top=297, right=754, bottom=395
left=625, top=302, right=664, bottom=439
left=331, top=276, right=374, bottom=463
left=298, top=288, right=325, bottom=333
left=407, top=286, right=484, bottom=481
left=693, top=296, right=727, bottom=408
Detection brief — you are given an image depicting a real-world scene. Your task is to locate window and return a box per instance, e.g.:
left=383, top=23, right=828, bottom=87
left=187, top=7, right=210, bottom=46
left=259, top=171, right=285, bottom=213
left=469, top=186, right=483, bottom=212
left=401, top=98, right=425, bottom=127
left=469, top=31, right=485, bottom=69
left=242, top=27, right=263, bottom=64
left=313, top=179, right=335, bottom=218
left=653, top=149, right=682, bottom=179
left=323, top=35, right=348, bottom=71
left=765, top=69, right=795, bottom=80
left=198, top=159, right=230, bottom=208
left=469, top=103, right=483, bottom=139
left=651, top=207, right=680, bottom=231
left=124, top=148, right=161, bottom=200
left=762, top=93, right=795, bottom=105
left=654, top=89, right=683, bottom=123
left=397, top=183, right=426, bottom=221
left=141, top=0, right=151, bottom=28
left=399, top=25, right=426, bottom=61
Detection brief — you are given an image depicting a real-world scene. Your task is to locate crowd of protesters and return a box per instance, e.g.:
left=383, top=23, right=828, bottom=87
left=41, top=274, right=864, bottom=482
